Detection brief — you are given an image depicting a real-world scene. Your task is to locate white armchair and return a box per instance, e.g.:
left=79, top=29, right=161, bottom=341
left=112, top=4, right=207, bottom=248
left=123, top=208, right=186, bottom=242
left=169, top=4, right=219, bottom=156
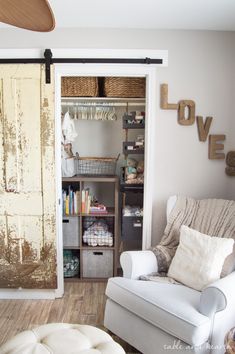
left=104, top=196, right=235, bottom=354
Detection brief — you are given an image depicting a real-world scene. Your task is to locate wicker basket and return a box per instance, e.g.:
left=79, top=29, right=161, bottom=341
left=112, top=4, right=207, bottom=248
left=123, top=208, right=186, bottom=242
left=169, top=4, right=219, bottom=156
left=61, top=77, right=99, bottom=97
left=104, top=77, right=146, bottom=98
left=76, top=155, right=119, bottom=175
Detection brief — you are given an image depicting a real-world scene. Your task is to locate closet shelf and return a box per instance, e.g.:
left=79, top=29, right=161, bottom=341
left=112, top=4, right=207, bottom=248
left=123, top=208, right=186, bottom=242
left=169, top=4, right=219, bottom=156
left=82, top=207, right=115, bottom=217
left=61, top=96, right=145, bottom=107
left=62, top=175, right=118, bottom=183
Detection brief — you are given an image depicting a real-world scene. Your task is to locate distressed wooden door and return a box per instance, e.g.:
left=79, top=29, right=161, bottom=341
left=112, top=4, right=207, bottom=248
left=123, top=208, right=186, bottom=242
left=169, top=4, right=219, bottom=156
left=0, top=64, right=57, bottom=289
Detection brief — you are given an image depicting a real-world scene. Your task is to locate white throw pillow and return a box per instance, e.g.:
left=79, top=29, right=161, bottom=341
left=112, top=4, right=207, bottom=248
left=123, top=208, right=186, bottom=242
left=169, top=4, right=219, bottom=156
left=167, top=225, right=234, bottom=291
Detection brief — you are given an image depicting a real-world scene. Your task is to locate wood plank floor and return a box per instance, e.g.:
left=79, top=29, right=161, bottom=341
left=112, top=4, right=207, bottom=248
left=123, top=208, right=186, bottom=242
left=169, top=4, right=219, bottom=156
left=0, top=282, right=139, bottom=353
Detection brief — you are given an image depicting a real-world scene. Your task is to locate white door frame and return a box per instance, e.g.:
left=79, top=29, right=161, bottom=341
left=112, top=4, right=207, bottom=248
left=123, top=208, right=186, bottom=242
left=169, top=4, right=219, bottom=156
left=54, top=63, right=159, bottom=297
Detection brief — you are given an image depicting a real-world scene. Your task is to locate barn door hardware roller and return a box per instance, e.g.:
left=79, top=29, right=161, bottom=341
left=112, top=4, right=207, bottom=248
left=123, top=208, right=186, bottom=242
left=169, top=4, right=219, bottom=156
left=44, top=49, right=53, bottom=84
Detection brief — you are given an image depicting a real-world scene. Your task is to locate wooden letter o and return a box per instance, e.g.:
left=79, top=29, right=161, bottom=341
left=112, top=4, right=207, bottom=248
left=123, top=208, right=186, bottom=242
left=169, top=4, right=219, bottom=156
left=178, top=100, right=196, bottom=126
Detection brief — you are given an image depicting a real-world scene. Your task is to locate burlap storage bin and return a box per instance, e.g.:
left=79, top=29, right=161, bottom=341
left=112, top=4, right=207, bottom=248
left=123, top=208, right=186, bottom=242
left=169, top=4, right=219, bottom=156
left=104, top=77, right=146, bottom=98
left=61, top=76, right=99, bottom=97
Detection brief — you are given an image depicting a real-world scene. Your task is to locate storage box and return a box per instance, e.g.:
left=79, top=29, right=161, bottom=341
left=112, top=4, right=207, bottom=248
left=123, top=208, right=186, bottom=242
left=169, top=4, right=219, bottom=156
left=61, top=77, right=99, bottom=97
left=82, top=250, right=113, bottom=278
left=104, top=77, right=146, bottom=98
left=123, top=142, right=144, bottom=155
left=122, top=216, right=143, bottom=241
left=63, top=217, right=79, bottom=247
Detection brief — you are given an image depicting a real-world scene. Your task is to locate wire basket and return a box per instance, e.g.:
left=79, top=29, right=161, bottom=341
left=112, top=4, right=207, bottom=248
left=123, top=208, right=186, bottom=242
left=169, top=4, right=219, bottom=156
left=76, top=155, right=119, bottom=175
left=61, top=76, right=99, bottom=97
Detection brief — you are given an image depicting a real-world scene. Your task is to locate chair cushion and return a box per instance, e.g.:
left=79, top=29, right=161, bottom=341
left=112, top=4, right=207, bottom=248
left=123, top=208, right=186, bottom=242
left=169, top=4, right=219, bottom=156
left=106, top=277, right=211, bottom=346
left=0, top=323, right=125, bottom=354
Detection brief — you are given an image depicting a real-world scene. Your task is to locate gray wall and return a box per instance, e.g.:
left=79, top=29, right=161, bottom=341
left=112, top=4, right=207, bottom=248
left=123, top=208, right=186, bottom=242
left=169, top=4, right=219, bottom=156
left=1, top=27, right=234, bottom=245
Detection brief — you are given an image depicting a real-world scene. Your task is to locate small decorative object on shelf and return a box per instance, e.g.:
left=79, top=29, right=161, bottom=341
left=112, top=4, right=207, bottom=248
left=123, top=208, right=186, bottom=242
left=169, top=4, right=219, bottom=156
left=125, top=158, right=144, bottom=185
left=136, top=135, right=144, bottom=147
left=123, top=205, right=143, bottom=217
left=89, top=204, right=108, bottom=214
left=123, top=111, right=145, bottom=129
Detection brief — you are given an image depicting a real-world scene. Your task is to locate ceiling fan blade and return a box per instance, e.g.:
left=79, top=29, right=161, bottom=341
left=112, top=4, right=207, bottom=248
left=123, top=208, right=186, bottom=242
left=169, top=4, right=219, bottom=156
left=0, top=0, right=55, bottom=32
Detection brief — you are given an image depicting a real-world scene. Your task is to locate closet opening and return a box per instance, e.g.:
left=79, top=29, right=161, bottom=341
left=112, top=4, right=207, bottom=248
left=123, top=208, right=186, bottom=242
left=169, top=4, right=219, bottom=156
left=55, top=64, right=157, bottom=293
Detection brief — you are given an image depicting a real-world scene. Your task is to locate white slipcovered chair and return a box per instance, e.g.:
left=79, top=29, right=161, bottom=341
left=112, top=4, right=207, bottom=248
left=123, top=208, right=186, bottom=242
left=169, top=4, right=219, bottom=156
left=104, top=196, right=235, bottom=354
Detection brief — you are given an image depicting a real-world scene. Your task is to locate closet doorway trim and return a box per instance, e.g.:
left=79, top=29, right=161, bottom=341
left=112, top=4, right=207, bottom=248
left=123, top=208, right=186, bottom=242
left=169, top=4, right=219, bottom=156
left=55, top=63, right=158, bottom=297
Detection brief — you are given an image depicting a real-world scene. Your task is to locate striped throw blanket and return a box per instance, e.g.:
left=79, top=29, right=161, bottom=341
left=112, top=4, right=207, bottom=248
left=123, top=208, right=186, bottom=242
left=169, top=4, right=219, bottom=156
left=146, top=196, right=235, bottom=279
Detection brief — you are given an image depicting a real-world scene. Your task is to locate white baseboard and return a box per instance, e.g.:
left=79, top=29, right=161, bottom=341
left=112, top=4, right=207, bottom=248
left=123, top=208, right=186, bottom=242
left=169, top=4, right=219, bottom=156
left=0, top=289, right=61, bottom=300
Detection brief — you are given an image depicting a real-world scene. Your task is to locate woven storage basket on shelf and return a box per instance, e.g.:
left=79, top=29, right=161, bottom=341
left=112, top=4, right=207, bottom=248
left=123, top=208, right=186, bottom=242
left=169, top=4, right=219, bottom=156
left=61, top=76, right=99, bottom=97
left=104, top=77, right=146, bottom=98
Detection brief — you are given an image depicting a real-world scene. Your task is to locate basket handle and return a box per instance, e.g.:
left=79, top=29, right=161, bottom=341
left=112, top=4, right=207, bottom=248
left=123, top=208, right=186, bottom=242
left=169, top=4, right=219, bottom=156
left=116, top=153, right=120, bottom=161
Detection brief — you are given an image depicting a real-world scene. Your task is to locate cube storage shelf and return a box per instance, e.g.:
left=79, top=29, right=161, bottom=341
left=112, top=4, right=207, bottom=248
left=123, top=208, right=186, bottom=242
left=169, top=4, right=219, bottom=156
left=62, top=175, right=119, bottom=282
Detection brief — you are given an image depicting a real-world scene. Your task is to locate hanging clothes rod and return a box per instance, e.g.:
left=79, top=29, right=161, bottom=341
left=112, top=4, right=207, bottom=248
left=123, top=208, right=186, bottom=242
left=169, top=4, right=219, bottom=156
left=61, top=102, right=145, bottom=107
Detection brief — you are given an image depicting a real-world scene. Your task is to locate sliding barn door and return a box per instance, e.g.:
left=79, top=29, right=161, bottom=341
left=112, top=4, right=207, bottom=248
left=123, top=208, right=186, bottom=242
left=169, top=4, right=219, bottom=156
left=0, top=64, right=57, bottom=289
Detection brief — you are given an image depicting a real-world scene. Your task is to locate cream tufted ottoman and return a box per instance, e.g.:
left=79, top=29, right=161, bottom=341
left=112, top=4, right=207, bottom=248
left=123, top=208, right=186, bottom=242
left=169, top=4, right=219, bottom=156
left=0, top=323, right=126, bottom=354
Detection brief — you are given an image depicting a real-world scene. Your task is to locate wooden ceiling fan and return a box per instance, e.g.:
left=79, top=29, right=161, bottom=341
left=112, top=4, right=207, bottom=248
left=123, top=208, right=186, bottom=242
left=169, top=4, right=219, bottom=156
left=0, top=0, right=55, bottom=32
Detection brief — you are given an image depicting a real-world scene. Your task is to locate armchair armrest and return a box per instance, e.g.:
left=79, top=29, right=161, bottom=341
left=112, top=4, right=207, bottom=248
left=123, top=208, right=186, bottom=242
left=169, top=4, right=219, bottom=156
left=120, top=251, right=158, bottom=279
left=199, top=271, right=235, bottom=317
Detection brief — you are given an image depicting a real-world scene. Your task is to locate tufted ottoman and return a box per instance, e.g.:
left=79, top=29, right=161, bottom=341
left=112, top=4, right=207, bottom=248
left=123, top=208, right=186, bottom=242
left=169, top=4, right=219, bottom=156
left=0, top=323, right=126, bottom=354
left=225, top=327, right=235, bottom=354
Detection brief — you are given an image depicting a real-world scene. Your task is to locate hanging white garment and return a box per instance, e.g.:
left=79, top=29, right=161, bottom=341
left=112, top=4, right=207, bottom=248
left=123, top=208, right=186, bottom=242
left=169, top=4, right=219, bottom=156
left=62, top=111, right=78, bottom=143
left=61, top=111, right=77, bottom=177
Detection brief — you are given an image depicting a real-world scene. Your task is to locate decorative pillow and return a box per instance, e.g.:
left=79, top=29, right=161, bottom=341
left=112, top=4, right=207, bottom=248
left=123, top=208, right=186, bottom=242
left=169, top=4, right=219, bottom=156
left=167, top=225, right=234, bottom=291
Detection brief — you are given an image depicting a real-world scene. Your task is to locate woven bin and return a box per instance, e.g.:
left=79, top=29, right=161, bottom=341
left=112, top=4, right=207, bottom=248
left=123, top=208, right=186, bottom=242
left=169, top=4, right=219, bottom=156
left=61, top=76, right=99, bottom=97
left=104, top=77, right=146, bottom=98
